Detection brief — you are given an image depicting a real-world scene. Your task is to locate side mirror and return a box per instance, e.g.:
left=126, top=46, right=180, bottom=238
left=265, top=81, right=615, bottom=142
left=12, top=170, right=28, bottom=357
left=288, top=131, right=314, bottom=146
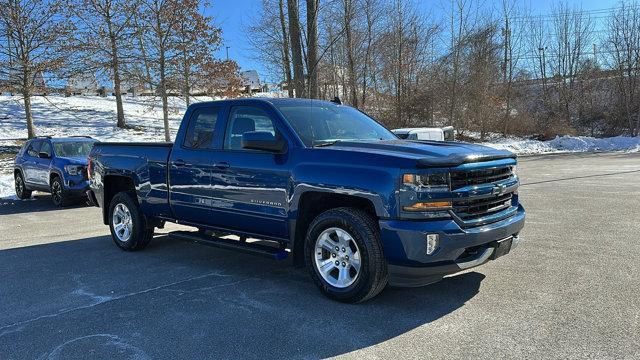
left=242, top=131, right=286, bottom=153
left=442, top=126, right=455, bottom=141
left=38, top=152, right=51, bottom=159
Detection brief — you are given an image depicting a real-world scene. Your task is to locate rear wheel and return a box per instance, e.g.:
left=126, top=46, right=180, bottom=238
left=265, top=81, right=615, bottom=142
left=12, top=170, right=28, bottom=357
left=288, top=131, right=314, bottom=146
left=305, top=207, right=388, bottom=303
left=14, top=172, right=32, bottom=199
left=108, top=192, right=153, bottom=251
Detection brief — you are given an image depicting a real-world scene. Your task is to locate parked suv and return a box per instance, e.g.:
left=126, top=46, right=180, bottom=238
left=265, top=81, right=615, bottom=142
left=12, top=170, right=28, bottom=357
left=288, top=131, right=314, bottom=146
left=14, top=136, right=97, bottom=206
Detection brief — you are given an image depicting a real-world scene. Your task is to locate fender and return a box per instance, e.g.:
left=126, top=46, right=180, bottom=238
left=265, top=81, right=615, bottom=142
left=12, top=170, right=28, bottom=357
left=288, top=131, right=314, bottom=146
left=287, top=162, right=397, bottom=263
left=289, top=162, right=397, bottom=219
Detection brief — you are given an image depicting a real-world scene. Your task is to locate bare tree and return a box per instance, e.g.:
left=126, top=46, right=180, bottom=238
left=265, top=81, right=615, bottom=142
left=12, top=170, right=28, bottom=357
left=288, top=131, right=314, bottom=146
left=173, top=0, right=222, bottom=107
left=549, top=2, right=593, bottom=127
left=306, top=0, right=319, bottom=98
left=247, top=0, right=291, bottom=92
left=70, top=0, right=135, bottom=128
left=443, top=0, right=473, bottom=133
left=0, top=0, right=71, bottom=138
left=607, top=1, right=640, bottom=136
left=360, top=0, right=382, bottom=107
left=499, top=0, right=524, bottom=136
left=342, top=0, right=358, bottom=107
left=279, top=0, right=294, bottom=97
left=138, top=0, right=181, bottom=141
left=287, top=0, right=305, bottom=97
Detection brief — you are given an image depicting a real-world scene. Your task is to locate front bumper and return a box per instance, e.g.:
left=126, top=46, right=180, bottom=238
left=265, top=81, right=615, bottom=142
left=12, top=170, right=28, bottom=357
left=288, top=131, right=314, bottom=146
left=63, top=177, right=91, bottom=197
left=379, top=205, right=525, bottom=287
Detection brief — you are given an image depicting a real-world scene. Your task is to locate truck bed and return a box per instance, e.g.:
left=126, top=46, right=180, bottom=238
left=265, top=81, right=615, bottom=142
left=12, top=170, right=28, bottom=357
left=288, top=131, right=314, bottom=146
left=91, top=142, right=174, bottom=220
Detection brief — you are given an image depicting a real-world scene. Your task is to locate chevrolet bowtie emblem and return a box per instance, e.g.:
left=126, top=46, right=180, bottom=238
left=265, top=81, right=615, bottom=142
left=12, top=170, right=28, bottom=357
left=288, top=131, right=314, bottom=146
left=492, top=184, right=507, bottom=195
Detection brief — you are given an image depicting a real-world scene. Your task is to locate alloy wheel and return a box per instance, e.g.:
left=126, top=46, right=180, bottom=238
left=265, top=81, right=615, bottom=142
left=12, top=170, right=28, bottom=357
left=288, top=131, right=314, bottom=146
left=52, top=180, right=63, bottom=205
left=112, top=203, right=133, bottom=242
left=15, top=175, right=24, bottom=196
left=314, top=227, right=361, bottom=288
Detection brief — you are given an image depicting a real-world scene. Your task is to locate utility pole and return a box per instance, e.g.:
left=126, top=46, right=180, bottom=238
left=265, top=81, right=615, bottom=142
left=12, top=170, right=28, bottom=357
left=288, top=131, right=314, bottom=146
left=502, top=27, right=510, bottom=84
left=226, top=46, right=230, bottom=60
left=538, top=47, right=548, bottom=95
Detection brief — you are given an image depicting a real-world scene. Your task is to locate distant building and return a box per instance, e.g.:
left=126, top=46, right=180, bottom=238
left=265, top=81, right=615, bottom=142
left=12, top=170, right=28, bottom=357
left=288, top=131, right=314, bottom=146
left=240, top=70, right=261, bottom=93
left=1, top=70, right=47, bottom=95
left=67, top=73, right=98, bottom=95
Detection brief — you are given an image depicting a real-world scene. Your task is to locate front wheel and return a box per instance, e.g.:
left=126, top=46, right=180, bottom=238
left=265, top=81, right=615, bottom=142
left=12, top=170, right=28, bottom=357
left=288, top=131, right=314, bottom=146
left=50, top=176, right=68, bottom=207
left=305, top=207, right=388, bottom=303
left=14, top=172, right=32, bottom=199
left=108, top=192, right=153, bottom=251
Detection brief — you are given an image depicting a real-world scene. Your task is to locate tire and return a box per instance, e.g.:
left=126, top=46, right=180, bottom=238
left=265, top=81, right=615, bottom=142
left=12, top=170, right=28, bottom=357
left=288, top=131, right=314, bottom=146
left=50, top=176, right=69, bottom=207
left=304, top=207, right=388, bottom=303
left=108, top=192, right=153, bottom=251
left=14, top=172, right=32, bottom=199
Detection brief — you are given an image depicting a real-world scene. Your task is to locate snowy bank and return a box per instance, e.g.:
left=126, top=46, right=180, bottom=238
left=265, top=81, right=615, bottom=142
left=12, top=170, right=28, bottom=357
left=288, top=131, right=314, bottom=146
left=0, top=94, right=205, bottom=142
left=0, top=174, right=16, bottom=200
left=483, top=136, right=640, bottom=155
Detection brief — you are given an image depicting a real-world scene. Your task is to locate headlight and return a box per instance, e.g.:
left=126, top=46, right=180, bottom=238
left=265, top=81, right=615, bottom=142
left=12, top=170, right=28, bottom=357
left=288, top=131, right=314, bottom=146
left=402, top=173, right=449, bottom=189
left=64, top=165, right=82, bottom=175
left=511, top=165, right=517, bottom=176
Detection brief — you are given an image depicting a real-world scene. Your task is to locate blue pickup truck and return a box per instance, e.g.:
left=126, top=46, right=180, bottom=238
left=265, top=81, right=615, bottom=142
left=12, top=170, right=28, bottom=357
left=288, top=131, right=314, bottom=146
left=88, top=98, right=525, bottom=302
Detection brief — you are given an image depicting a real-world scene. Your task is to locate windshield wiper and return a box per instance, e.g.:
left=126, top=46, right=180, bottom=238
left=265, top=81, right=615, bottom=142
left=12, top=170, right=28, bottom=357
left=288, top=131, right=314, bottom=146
left=313, top=140, right=340, bottom=147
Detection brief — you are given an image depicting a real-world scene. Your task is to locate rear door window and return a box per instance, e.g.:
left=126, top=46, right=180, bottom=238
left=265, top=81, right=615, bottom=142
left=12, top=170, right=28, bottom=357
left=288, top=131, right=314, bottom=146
left=183, top=107, right=221, bottom=149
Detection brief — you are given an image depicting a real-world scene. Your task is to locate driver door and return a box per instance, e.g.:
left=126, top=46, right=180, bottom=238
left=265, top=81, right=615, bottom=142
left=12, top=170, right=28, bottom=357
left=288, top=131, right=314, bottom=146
left=208, top=105, right=292, bottom=239
left=33, top=141, right=53, bottom=186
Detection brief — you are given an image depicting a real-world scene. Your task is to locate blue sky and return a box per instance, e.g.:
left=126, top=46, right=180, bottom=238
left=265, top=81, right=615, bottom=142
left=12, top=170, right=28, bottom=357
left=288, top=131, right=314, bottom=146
left=207, top=0, right=618, bottom=80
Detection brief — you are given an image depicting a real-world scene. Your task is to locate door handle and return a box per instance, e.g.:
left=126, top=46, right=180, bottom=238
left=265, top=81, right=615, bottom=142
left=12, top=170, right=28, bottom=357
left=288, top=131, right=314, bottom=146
left=173, top=159, right=186, bottom=167
left=214, top=162, right=230, bottom=169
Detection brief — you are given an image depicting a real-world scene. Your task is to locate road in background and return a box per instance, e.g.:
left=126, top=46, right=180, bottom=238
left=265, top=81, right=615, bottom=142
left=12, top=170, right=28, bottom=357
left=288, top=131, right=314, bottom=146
left=0, top=153, right=639, bottom=359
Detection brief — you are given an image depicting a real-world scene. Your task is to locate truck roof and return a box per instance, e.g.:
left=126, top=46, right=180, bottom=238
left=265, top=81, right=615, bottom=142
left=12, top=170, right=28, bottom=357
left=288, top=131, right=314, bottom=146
left=30, top=136, right=96, bottom=143
left=190, top=97, right=339, bottom=108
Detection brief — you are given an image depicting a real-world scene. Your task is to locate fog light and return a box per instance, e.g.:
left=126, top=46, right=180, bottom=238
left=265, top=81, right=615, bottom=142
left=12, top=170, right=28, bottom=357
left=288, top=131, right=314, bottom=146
left=426, top=234, right=439, bottom=255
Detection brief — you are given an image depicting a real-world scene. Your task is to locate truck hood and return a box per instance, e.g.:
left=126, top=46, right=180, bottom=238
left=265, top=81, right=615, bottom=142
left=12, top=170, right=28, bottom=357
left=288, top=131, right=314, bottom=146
left=326, top=140, right=515, bottom=167
left=57, top=156, right=89, bottom=165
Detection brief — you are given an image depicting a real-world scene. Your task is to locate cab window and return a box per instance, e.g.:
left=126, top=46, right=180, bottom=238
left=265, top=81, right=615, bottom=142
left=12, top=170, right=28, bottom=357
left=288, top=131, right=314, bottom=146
left=40, top=141, right=52, bottom=158
left=224, top=106, right=276, bottom=150
left=183, top=107, right=221, bottom=149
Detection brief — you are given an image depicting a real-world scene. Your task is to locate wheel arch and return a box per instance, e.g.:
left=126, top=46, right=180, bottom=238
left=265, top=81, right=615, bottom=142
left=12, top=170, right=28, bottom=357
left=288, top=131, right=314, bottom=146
left=290, top=191, right=380, bottom=267
left=49, top=171, right=62, bottom=185
left=101, top=175, right=137, bottom=224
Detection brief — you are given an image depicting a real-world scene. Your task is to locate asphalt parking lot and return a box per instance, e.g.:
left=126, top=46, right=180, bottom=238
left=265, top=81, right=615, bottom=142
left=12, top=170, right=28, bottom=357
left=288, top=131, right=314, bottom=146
left=1, top=152, right=639, bottom=359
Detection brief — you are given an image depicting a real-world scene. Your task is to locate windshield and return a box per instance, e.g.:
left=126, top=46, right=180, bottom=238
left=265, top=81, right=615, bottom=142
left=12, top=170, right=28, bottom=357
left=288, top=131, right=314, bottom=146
left=276, top=103, right=397, bottom=146
left=53, top=141, right=95, bottom=157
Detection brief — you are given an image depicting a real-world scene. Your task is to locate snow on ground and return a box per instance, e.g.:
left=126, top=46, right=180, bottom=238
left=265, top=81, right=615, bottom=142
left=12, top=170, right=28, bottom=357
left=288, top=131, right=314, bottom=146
left=0, top=174, right=16, bottom=200
left=0, top=94, right=206, bottom=198
left=483, top=136, right=640, bottom=155
left=0, top=94, right=212, bottom=142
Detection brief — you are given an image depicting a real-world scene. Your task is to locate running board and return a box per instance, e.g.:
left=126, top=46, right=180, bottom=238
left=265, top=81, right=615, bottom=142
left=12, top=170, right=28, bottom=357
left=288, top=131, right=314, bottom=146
left=169, top=231, right=288, bottom=260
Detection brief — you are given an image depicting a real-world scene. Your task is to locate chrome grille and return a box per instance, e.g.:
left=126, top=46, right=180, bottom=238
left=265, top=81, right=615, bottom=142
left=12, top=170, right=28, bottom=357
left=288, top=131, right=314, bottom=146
left=450, top=166, right=513, bottom=190
left=450, top=165, right=517, bottom=224
left=453, top=193, right=513, bottom=220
